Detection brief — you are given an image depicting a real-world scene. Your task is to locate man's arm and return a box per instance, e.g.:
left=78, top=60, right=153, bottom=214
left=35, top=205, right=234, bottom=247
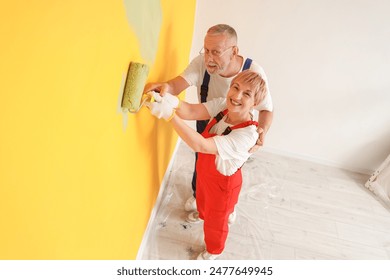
left=249, top=110, right=273, bottom=153
left=144, top=76, right=190, bottom=96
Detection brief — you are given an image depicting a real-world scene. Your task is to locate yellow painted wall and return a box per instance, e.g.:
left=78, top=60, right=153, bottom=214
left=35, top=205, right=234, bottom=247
left=0, top=0, right=195, bottom=259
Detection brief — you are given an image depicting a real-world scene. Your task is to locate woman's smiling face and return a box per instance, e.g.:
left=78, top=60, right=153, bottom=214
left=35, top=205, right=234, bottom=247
left=226, top=79, right=256, bottom=114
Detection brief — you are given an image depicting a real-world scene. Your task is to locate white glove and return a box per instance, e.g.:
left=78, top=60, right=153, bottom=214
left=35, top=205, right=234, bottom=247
left=145, top=92, right=178, bottom=121
left=163, top=92, right=180, bottom=109
left=148, top=91, right=180, bottom=108
left=147, top=101, right=175, bottom=120
left=148, top=91, right=162, bottom=102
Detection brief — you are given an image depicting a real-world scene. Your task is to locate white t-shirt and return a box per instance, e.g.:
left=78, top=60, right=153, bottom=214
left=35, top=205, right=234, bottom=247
left=204, top=98, right=258, bottom=176
left=181, top=54, right=273, bottom=112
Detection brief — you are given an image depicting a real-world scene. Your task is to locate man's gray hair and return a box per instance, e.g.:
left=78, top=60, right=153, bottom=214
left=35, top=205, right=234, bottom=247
left=207, top=24, right=237, bottom=42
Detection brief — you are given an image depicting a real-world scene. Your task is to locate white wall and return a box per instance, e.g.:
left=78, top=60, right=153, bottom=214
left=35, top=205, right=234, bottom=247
left=188, top=0, right=390, bottom=174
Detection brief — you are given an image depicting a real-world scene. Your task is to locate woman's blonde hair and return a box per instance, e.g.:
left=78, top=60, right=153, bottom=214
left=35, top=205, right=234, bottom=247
left=231, top=70, right=267, bottom=105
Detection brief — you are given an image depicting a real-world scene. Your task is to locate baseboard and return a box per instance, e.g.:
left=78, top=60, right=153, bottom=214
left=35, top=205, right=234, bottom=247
left=136, top=139, right=182, bottom=259
left=262, top=146, right=373, bottom=175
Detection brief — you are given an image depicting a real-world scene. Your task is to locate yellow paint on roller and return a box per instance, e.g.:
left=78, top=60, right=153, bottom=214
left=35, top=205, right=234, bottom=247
left=122, top=62, right=149, bottom=112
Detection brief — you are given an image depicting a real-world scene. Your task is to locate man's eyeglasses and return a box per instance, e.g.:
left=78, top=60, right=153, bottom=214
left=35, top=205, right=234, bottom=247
left=199, top=46, right=234, bottom=58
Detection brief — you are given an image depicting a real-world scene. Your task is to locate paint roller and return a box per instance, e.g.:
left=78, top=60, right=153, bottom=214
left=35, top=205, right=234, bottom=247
left=121, top=61, right=150, bottom=113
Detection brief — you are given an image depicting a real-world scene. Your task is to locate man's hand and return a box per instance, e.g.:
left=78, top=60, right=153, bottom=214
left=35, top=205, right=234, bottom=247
left=248, top=127, right=264, bottom=153
left=144, top=82, right=171, bottom=96
left=249, top=110, right=273, bottom=153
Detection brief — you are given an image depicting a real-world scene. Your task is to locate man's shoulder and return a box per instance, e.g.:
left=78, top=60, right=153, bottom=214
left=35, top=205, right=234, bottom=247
left=180, top=55, right=206, bottom=84
left=189, top=55, right=205, bottom=67
left=246, top=59, right=263, bottom=71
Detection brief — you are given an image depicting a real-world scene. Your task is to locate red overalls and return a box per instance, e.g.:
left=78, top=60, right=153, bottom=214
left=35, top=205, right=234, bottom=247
left=196, top=109, right=258, bottom=254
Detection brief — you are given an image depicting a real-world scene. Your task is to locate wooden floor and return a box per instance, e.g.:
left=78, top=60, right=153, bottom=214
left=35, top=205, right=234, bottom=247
left=138, top=141, right=390, bottom=260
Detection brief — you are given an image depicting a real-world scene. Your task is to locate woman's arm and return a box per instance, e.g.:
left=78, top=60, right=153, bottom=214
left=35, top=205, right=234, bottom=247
left=145, top=93, right=216, bottom=154
left=170, top=114, right=218, bottom=155
left=175, top=101, right=210, bottom=121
